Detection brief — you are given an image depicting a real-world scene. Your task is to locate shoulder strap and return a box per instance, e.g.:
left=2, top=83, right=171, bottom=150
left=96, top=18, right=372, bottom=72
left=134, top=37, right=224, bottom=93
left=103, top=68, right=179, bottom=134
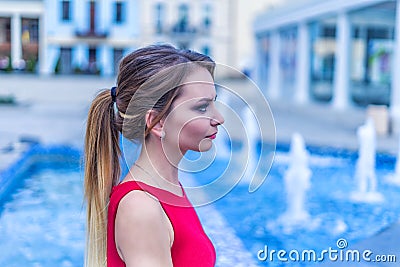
left=109, top=181, right=190, bottom=208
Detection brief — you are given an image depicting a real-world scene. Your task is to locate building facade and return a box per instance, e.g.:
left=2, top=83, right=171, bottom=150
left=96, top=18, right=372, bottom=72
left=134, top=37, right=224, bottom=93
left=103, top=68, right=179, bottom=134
left=0, top=0, right=43, bottom=72
left=0, top=0, right=141, bottom=76
left=0, top=0, right=240, bottom=77
left=137, top=0, right=234, bottom=76
left=254, top=0, right=400, bottom=132
left=44, top=0, right=141, bottom=76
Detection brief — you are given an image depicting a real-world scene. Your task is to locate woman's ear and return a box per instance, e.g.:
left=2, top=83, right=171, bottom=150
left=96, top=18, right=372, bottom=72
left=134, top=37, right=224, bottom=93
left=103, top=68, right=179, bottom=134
left=145, top=109, right=164, bottom=139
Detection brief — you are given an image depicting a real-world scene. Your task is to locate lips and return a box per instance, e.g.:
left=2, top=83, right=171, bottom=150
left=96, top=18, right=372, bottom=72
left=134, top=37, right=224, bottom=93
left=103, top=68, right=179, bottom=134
left=206, top=132, right=217, bottom=139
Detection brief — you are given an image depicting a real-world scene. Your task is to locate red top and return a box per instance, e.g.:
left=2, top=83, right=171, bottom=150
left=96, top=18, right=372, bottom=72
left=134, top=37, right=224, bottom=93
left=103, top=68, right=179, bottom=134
left=107, top=181, right=216, bottom=267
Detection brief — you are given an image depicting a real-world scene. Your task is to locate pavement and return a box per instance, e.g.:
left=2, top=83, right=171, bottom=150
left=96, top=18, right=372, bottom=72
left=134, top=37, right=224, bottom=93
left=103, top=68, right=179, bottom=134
left=1, top=74, right=399, bottom=155
left=0, top=74, right=399, bottom=266
left=0, top=74, right=114, bottom=170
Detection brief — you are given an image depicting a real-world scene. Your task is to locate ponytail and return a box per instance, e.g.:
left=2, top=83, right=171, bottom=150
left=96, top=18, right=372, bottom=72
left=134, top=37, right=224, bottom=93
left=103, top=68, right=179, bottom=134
left=84, top=89, right=121, bottom=267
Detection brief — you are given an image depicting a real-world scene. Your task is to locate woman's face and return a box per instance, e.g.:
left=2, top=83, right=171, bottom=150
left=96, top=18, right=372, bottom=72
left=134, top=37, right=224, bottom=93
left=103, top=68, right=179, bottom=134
left=162, top=67, right=224, bottom=154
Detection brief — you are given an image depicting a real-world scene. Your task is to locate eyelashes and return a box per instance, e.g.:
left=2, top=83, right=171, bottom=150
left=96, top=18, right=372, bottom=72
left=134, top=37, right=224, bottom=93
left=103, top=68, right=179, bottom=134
left=197, top=104, right=209, bottom=113
left=194, top=96, right=216, bottom=113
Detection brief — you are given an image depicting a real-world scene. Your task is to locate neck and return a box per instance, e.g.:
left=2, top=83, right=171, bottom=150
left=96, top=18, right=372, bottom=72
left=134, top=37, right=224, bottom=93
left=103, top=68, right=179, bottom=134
left=134, top=135, right=183, bottom=187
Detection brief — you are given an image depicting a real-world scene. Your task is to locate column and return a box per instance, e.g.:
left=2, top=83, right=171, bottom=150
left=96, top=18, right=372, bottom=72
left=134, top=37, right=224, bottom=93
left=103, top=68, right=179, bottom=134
left=98, top=0, right=109, bottom=33
left=75, top=0, right=86, bottom=30
left=332, top=11, right=351, bottom=109
left=296, top=22, right=310, bottom=104
left=254, top=37, right=263, bottom=90
left=11, top=14, right=22, bottom=69
left=254, top=36, right=268, bottom=93
left=391, top=0, right=400, bottom=134
left=268, top=30, right=281, bottom=100
left=38, top=14, right=48, bottom=75
left=73, top=44, right=88, bottom=71
left=100, top=45, right=113, bottom=76
left=45, top=45, right=60, bottom=74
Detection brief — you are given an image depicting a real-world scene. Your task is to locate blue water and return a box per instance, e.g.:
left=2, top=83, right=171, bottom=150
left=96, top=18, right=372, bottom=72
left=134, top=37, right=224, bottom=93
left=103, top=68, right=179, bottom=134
left=0, top=145, right=399, bottom=266
left=0, top=161, right=85, bottom=267
left=201, top=146, right=400, bottom=266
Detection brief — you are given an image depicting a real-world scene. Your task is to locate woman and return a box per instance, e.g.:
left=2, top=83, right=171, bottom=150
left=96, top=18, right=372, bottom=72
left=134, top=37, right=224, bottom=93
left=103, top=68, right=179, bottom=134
left=84, top=44, right=224, bottom=267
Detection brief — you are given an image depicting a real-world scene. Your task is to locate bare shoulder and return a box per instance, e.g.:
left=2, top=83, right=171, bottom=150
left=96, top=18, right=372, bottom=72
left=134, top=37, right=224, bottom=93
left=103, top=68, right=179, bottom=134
left=115, top=190, right=166, bottom=239
left=117, top=190, right=162, bottom=219
left=115, top=190, right=173, bottom=266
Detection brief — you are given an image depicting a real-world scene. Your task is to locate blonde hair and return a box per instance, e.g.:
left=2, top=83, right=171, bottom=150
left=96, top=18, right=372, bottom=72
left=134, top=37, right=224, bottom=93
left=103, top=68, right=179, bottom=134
left=84, top=44, right=215, bottom=266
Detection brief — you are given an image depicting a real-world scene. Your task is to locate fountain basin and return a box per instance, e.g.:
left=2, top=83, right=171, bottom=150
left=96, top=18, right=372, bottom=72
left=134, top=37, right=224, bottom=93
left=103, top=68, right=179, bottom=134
left=190, top=143, right=399, bottom=264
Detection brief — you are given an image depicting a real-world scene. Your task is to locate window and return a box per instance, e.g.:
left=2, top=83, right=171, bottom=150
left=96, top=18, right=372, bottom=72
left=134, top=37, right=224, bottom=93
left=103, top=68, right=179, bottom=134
left=202, top=4, right=212, bottom=31
left=21, top=18, right=39, bottom=44
left=113, top=48, right=124, bottom=74
left=0, top=18, right=11, bottom=43
left=89, top=47, right=97, bottom=63
left=174, top=3, right=189, bottom=33
left=61, top=0, right=71, bottom=21
left=155, top=3, right=164, bottom=34
left=322, top=26, right=336, bottom=37
left=202, top=45, right=211, bottom=56
left=6, top=20, right=11, bottom=43
left=178, top=4, right=189, bottom=24
left=58, top=47, right=72, bottom=74
left=114, top=1, right=125, bottom=24
left=89, top=1, right=96, bottom=31
left=88, top=47, right=98, bottom=74
left=30, top=20, right=39, bottom=42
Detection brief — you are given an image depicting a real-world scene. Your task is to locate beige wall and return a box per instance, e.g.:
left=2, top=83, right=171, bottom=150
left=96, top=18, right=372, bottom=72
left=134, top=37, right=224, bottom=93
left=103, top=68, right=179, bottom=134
left=137, top=0, right=233, bottom=77
left=234, top=0, right=287, bottom=74
left=137, top=0, right=287, bottom=77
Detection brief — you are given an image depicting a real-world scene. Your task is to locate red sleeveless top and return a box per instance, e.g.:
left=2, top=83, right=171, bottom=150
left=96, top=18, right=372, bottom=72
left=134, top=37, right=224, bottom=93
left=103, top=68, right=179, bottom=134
left=107, top=181, right=216, bottom=266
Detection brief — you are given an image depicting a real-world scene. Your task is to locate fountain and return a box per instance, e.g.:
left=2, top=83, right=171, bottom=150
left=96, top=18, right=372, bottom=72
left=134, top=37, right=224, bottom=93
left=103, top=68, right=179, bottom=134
left=240, top=105, right=259, bottom=184
left=350, top=118, right=384, bottom=203
left=213, top=89, right=231, bottom=159
left=213, top=125, right=399, bottom=258
left=265, top=133, right=322, bottom=234
left=385, top=134, right=400, bottom=185
left=213, top=128, right=230, bottom=159
left=278, top=133, right=311, bottom=223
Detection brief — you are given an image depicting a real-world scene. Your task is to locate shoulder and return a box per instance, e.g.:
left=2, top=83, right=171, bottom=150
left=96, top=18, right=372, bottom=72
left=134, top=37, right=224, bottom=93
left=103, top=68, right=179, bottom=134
left=115, top=190, right=173, bottom=265
left=115, top=190, right=166, bottom=237
left=118, top=190, right=162, bottom=217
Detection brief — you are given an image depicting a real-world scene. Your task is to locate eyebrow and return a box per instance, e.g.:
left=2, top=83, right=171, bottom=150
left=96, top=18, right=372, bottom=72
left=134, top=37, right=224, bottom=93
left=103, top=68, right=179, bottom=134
left=197, top=95, right=217, bottom=103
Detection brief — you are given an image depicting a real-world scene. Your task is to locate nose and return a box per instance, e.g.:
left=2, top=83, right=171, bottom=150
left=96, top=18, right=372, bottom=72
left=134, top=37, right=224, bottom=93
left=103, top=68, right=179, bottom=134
left=211, top=108, right=225, bottom=126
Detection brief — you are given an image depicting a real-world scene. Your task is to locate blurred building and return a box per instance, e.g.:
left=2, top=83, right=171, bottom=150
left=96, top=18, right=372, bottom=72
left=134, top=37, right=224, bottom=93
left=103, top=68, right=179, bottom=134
left=43, top=0, right=140, bottom=76
left=138, top=0, right=287, bottom=77
left=0, top=0, right=283, bottom=78
left=0, top=0, right=140, bottom=75
left=235, top=0, right=288, bottom=76
left=0, top=0, right=43, bottom=72
left=137, top=0, right=237, bottom=77
left=254, top=0, right=400, bottom=132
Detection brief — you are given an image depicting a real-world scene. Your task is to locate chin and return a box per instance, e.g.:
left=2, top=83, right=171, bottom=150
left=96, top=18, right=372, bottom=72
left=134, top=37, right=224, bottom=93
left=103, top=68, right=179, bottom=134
left=197, top=140, right=213, bottom=152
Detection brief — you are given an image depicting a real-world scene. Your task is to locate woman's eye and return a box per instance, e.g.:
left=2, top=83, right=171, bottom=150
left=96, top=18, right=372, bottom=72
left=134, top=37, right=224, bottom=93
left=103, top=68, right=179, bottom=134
left=197, top=104, right=209, bottom=112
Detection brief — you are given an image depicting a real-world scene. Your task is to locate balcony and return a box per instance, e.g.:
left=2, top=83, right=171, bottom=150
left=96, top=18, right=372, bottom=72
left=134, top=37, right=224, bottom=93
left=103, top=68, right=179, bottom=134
left=75, top=30, right=108, bottom=39
left=159, top=19, right=211, bottom=38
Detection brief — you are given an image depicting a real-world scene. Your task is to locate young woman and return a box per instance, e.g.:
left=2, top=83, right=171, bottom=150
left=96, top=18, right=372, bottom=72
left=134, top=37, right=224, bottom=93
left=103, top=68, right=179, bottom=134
left=84, top=44, right=224, bottom=267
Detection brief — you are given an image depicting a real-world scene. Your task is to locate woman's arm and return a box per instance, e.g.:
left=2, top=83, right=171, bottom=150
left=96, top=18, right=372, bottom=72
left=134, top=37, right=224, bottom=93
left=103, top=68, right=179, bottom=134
left=115, top=190, right=174, bottom=267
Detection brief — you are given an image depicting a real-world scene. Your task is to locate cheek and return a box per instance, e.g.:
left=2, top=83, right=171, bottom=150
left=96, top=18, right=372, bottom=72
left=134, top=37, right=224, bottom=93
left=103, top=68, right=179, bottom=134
left=181, top=120, right=213, bottom=152
left=180, top=119, right=209, bottom=138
